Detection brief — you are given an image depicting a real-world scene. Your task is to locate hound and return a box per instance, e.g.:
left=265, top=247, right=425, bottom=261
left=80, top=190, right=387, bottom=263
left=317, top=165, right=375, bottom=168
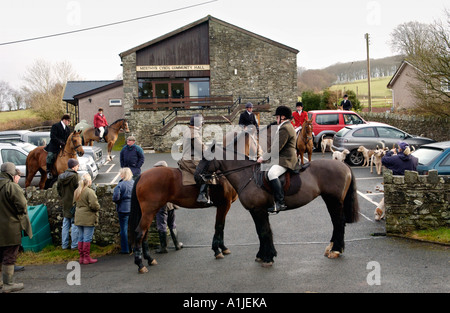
left=320, top=134, right=334, bottom=157
left=331, top=148, right=349, bottom=162
left=357, top=145, right=376, bottom=167
left=370, top=145, right=388, bottom=175
left=375, top=197, right=385, bottom=221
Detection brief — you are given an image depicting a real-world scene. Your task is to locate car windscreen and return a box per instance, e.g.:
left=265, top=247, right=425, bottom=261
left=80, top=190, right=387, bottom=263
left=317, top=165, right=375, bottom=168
left=412, top=147, right=443, bottom=165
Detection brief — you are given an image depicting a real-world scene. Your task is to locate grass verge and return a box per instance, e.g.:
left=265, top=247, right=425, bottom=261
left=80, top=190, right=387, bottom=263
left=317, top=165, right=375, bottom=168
left=406, top=227, right=450, bottom=245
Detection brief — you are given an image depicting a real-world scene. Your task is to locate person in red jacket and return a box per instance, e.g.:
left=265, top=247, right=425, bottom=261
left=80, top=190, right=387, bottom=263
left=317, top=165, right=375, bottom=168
left=291, top=102, right=308, bottom=133
left=93, top=108, right=108, bottom=142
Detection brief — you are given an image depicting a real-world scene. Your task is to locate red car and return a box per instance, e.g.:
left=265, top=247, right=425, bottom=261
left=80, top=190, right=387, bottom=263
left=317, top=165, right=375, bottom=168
left=306, top=110, right=367, bottom=149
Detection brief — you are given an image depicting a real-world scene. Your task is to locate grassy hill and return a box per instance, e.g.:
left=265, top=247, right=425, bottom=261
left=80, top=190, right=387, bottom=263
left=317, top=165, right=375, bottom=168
left=0, top=109, right=48, bottom=131
left=329, top=76, right=393, bottom=108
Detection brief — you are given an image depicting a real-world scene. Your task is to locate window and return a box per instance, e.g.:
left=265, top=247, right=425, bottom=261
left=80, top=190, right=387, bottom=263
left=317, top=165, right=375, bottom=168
left=316, top=114, right=339, bottom=125
left=189, top=78, right=210, bottom=98
left=1, top=149, right=27, bottom=165
left=376, top=127, right=405, bottom=139
left=344, top=114, right=364, bottom=125
left=109, top=99, right=122, bottom=106
left=440, top=153, right=450, bottom=167
left=441, top=79, right=450, bottom=93
left=353, top=127, right=375, bottom=137
left=138, top=81, right=153, bottom=99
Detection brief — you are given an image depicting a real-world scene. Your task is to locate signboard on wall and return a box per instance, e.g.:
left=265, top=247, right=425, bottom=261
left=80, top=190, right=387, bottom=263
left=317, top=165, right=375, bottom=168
left=137, top=64, right=210, bottom=72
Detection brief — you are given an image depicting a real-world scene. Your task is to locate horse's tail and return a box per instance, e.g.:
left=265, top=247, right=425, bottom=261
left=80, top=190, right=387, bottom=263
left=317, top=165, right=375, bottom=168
left=343, top=169, right=360, bottom=223
left=128, top=175, right=142, bottom=247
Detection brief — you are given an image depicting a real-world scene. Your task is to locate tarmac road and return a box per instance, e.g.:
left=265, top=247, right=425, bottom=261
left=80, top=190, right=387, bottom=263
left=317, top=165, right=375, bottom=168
left=14, top=145, right=449, bottom=295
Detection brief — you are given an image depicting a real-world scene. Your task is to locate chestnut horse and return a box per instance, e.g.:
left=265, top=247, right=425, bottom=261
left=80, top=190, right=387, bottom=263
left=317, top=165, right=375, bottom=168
left=25, top=130, right=84, bottom=189
left=199, top=130, right=360, bottom=267
left=129, top=165, right=238, bottom=273
left=81, top=119, right=129, bottom=161
left=296, top=119, right=314, bottom=165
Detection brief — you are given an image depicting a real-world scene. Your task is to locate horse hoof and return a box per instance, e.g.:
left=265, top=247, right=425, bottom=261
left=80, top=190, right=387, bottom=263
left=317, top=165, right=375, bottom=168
left=261, top=262, right=273, bottom=268
left=149, top=259, right=158, bottom=266
left=138, top=266, right=149, bottom=274
left=255, top=258, right=262, bottom=263
left=215, top=253, right=224, bottom=259
left=222, top=249, right=231, bottom=255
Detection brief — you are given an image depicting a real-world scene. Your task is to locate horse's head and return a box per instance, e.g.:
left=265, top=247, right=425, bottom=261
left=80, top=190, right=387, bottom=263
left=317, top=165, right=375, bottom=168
left=70, top=130, right=84, bottom=157
left=302, top=119, right=313, bottom=134
left=122, top=119, right=130, bottom=133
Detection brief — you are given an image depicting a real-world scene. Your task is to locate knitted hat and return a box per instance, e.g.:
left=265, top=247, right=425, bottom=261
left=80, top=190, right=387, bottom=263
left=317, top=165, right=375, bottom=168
left=398, top=142, right=409, bottom=151
left=1, top=162, right=16, bottom=176
left=68, top=158, right=79, bottom=169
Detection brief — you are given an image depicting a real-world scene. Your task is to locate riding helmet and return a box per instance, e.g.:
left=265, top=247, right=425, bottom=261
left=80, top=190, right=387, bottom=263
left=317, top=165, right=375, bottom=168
left=273, top=106, right=292, bottom=119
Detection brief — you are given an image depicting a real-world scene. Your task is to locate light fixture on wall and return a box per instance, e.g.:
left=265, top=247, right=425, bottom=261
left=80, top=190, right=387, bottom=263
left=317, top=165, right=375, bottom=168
left=234, top=69, right=237, bottom=75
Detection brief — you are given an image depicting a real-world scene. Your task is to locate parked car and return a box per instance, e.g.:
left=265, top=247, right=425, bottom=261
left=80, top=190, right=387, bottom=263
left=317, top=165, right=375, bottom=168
left=412, top=141, right=450, bottom=175
left=306, top=110, right=367, bottom=149
left=332, top=122, right=436, bottom=166
left=0, top=142, right=97, bottom=188
left=0, top=130, right=105, bottom=169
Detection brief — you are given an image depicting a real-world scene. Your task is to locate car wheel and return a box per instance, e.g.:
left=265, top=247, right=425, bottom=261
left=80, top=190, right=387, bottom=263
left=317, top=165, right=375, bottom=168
left=347, top=149, right=364, bottom=166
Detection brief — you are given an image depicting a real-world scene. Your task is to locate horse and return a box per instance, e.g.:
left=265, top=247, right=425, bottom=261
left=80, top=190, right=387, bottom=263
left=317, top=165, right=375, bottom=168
left=81, top=119, right=129, bottom=161
left=199, top=129, right=360, bottom=267
left=128, top=162, right=238, bottom=273
left=25, top=130, right=84, bottom=189
left=296, top=119, right=314, bottom=165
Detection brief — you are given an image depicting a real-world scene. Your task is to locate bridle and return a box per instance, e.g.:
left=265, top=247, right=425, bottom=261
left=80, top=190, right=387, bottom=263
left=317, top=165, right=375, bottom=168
left=60, top=134, right=83, bottom=157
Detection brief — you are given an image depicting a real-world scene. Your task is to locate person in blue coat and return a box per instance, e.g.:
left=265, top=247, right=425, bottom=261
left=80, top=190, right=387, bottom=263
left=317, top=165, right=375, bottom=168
left=120, top=136, right=145, bottom=179
left=382, top=141, right=418, bottom=175
left=112, top=167, right=134, bottom=254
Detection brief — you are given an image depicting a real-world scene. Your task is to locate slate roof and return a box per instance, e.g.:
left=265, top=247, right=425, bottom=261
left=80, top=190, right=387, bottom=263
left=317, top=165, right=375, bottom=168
left=63, top=80, right=120, bottom=102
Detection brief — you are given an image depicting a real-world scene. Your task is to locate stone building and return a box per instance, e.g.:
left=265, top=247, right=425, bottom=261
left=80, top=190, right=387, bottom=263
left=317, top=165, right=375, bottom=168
left=119, top=15, right=299, bottom=151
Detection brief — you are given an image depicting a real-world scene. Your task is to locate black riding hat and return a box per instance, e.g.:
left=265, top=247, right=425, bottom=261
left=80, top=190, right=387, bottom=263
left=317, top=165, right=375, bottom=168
left=273, top=106, right=292, bottom=119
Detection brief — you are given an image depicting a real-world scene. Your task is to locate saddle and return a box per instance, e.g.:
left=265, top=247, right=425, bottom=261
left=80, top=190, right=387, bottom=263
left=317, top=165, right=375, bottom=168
left=254, top=163, right=309, bottom=196
left=94, top=126, right=108, bottom=138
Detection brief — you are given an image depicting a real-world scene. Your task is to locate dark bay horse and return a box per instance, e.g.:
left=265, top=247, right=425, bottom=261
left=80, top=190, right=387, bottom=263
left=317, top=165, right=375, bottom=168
left=296, top=119, right=314, bottom=165
left=82, top=119, right=129, bottom=161
left=199, top=131, right=360, bottom=267
left=128, top=165, right=238, bottom=273
left=25, top=130, right=84, bottom=189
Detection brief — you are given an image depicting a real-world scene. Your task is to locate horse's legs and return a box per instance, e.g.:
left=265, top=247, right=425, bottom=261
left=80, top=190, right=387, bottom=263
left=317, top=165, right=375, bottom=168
left=249, top=209, right=277, bottom=266
left=212, top=201, right=232, bottom=259
left=142, top=230, right=157, bottom=266
left=324, top=197, right=346, bottom=259
left=107, top=142, right=113, bottom=161
left=133, top=214, right=154, bottom=273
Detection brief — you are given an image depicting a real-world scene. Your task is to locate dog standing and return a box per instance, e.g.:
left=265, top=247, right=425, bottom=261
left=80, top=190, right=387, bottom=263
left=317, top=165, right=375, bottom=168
left=320, top=134, right=334, bottom=157
left=357, top=145, right=376, bottom=167
left=370, top=145, right=388, bottom=175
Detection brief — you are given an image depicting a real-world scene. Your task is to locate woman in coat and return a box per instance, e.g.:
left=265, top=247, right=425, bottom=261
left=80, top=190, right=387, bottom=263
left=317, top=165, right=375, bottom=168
left=74, top=173, right=100, bottom=264
left=112, top=167, right=134, bottom=254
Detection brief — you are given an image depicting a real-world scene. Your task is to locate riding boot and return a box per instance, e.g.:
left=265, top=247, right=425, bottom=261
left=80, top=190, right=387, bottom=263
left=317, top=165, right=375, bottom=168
left=2, top=265, right=24, bottom=293
left=78, top=242, right=86, bottom=264
left=197, top=184, right=212, bottom=204
left=156, top=231, right=168, bottom=254
left=170, top=229, right=183, bottom=251
left=268, top=178, right=287, bottom=214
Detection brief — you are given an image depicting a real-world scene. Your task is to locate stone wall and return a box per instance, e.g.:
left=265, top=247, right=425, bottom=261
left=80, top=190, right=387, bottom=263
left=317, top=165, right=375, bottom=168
left=384, top=169, right=450, bottom=235
left=359, top=112, right=450, bottom=142
left=24, top=184, right=159, bottom=248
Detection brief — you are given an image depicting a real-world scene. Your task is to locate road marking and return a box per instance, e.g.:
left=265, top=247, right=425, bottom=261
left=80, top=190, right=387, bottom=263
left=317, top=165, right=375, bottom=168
left=105, top=164, right=115, bottom=173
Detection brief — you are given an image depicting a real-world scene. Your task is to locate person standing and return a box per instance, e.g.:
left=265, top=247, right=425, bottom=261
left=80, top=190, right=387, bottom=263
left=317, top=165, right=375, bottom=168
left=74, top=173, right=100, bottom=264
left=339, top=94, right=352, bottom=111
left=120, top=136, right=145, bottom=179
left=291, top=102, right=308, bottom=132
left=238, top=102, right=259, bottom=134
left=46, top=114, right=71, bottom=179
left=382, top=141, right=418, bottom=175
left=93, top=108, right=108, bottom=142
left=153, top=161, right=183, bottom=253
left=257, top=106, right=297, bottom=214
left=0, top=162, right=32, bottom=293
left=57, top=158, right=80, bottom=250
left=112, top=167, right=134, bottom=254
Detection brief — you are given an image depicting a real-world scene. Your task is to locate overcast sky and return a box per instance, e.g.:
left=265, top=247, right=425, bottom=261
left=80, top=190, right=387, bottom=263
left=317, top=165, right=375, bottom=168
left=1, top=0, right=448, bottom=89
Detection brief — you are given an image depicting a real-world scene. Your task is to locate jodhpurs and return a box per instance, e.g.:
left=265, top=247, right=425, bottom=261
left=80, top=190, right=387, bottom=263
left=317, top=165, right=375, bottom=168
left=267, top=165, right=287, bottom=181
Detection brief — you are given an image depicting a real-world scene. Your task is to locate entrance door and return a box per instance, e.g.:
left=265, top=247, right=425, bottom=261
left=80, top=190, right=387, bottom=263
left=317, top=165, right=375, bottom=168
left=155, top=83, right=169, bottom=99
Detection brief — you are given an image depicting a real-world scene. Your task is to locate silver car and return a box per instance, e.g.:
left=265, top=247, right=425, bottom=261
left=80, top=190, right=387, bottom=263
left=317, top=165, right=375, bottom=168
left=332, top=122, right=435, bottom=166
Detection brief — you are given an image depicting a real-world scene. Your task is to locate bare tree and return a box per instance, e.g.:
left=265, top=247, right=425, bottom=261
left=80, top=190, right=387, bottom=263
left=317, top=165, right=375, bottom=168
left=390, top=11, right=450, bottom=117
left=21, top=59, right=80, bottom=120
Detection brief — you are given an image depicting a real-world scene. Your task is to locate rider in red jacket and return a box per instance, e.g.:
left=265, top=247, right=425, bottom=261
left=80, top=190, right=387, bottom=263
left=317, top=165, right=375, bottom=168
left=291, top=102, right=308, bottom=132
left=93, top=108, right=108, bottom=141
